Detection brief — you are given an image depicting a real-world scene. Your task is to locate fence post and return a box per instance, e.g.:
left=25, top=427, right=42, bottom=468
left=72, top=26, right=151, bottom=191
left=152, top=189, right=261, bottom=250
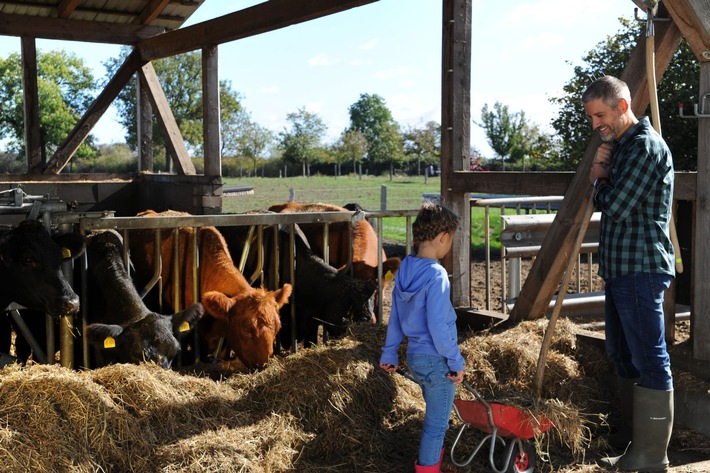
left=380, top=185, right=387, bottom=211
left=289, top=188, right=295, bottom=202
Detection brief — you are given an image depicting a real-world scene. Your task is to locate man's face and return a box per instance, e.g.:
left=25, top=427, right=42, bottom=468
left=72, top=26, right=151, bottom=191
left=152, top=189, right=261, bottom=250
left=584, top=98, right=625, bottom=142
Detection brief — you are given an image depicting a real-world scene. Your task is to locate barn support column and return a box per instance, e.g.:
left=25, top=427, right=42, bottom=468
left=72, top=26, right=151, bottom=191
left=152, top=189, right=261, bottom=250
left=694, top=62, right=710, bottom=361
left=203, top=45, right=221, bottom=177
left=21, top=37, right=42, bottom=174
left=137, top=72, right=154, bottom=172
left=440, top=0, right=471, bottom=307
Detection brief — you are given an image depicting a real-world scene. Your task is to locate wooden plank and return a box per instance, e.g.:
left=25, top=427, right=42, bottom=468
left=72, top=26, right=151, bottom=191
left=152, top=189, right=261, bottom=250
left=139, top=62, right=196, bottom=176
left=0, top=13, right=165, bottom=44
left=21, top=37, right=41, bottom=174
left=57, top=0, right=80, bottom=19
left=137, top=0, right=172, bottom=25
left=664, top=0, right=710, bottom=62
left=138, top=0, right=379, bottom=62
left=440, top=0, right=471, bottom=307
left=202, top=45, right=221, bottom=177
left=694, top=62, right=710, bottom=361
left=45, top=50, right=145, bottom=174
left=137, top=73, right=153, bottom=172
left=507, top=12, right=682, bottom=324
left=453, top=171, right=696, bottom=201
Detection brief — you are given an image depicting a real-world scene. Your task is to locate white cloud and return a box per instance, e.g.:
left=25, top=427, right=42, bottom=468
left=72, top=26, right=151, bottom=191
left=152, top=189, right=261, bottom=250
left=308, top=53, right=338, bottom=67
left=359, top=39, right=378, bottom=50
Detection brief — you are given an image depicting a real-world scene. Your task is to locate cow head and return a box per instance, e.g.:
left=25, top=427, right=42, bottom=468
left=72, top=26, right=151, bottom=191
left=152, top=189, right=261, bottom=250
left=201, top=285, right=292, bottom=370
left=0, top=219, right=85, bottom=317
left=85, top=303, right=204, bottom=368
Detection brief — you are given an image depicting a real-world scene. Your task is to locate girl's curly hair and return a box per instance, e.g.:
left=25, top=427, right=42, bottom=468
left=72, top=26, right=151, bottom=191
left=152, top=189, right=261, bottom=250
left=412, top=201, right=460, bottom=243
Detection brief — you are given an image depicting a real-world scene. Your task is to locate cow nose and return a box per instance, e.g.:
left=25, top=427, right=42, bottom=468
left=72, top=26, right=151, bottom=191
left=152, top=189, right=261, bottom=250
left=63, top=296, right=80, bottom=315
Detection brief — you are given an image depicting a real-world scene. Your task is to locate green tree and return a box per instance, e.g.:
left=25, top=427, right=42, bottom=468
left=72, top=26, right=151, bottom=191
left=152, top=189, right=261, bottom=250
left=348, top=93, right=402, bottom=167
left=0, top=49, right=98, bottom=164
left=550, top=18, right=699, bottom=170
left=278, top=107, right=327, bottom=177
left=332, top=128, right=368, bottom=175
left=105, top=49, right=245, bottom=162
left=402, top=121, right=440, bottom=175
left=477, top=102, right=528, bottom=170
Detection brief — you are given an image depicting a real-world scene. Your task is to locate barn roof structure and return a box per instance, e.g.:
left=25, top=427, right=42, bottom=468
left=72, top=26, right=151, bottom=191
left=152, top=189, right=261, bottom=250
left=1, top=1, right=709, bottom=381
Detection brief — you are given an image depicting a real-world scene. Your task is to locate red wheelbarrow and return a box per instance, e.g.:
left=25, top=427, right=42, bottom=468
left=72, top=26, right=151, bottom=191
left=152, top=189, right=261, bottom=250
left=450, top=380, right=553, bottom=473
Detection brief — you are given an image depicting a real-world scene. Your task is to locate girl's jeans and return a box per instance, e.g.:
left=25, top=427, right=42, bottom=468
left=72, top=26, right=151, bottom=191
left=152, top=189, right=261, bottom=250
left=407, top=354, right=456, bottom=466
left=604, top=272, right=673, bottom=391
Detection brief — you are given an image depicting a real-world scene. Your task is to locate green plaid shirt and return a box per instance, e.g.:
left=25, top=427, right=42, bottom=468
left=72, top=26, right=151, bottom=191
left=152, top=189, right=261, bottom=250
left=593, top=117, right=675, bottom=280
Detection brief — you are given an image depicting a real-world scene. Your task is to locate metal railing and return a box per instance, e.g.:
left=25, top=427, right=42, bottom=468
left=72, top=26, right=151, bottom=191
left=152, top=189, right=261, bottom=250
left=470, top=196, right=603, bottom=315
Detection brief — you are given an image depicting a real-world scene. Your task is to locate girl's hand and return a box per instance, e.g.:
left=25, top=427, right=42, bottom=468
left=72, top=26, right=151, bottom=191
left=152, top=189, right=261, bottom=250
left=380, top=363, right=397, bottom=374
left=447, top=370, right=464, bottom=384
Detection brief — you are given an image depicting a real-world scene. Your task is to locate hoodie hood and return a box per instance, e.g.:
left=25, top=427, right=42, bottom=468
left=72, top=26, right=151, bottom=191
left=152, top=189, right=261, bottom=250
left=394, top=255, right=439, bottom=302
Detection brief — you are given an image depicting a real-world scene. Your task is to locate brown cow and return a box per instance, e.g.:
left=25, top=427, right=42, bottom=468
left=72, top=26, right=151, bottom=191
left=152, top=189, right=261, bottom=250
left=267, top=202, right=400, bottom=317
left=128, top=210, right=292, bottom=370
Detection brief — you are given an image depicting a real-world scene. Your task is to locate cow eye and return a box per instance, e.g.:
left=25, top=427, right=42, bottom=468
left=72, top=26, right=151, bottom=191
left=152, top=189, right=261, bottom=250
left=21, top=257, right=34, bottom=267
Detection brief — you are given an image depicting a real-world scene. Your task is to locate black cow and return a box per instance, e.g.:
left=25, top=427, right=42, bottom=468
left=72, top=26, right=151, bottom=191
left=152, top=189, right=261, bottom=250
left=80, top=230, right=204, bottom=368
left=0, top=219, right=86, bottom=356
left=218, top=222, right=376, bottom=349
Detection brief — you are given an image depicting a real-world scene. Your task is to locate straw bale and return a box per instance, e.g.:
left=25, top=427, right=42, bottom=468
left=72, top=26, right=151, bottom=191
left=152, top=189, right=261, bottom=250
left=0, top=362, right=148, bottom=472
left=0, top=314, right=706, bottom=472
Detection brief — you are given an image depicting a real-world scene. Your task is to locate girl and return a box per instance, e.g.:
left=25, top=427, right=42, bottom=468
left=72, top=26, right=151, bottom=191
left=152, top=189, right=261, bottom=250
left=380, top=201, right=465, bottom=472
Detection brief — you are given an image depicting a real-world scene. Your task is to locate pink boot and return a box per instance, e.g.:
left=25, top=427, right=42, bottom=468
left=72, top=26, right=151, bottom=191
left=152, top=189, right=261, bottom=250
left=414, top=448, right=445, bottom=472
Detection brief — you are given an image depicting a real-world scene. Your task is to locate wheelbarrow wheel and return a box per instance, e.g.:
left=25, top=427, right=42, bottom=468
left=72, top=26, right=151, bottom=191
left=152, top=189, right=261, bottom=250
left=506, top=440, right=536, bottom=473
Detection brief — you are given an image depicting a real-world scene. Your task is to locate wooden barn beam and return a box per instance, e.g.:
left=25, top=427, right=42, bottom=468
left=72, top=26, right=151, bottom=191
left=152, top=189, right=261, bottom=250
left=45, top=50, right=146, bottom=174
left=138, top=0, right=172, bottom=25
left=694, top=63, right=710, bottom=361
left=452, top=170, right=697, bottom=201
left=138, top=75, right=154, bottom=172
left=57, top=0, right=81, bottom=18
left=0, top=13, right=165, bottom=44
left=202, top=45, right=221, bottom=177
left=137, top=0, right=379, bottom=62
left=139, top=62, right=196, bottom=176
left=441, top=0, right=472, bottom=307
left=664, top=0, right=710, bottom=62
left=21, top=37, right=42, bottom=174
left=507, top=9, right=682, bottom=324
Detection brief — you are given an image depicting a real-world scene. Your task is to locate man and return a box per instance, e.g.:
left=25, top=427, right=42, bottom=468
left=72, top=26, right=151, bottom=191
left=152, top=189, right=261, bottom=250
left=584, top=75, right=675, bottom=472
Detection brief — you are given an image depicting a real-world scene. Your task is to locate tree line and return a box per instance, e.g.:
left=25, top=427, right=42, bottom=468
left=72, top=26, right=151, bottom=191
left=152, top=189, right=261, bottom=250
left=0, top=18, right=700, bottom=176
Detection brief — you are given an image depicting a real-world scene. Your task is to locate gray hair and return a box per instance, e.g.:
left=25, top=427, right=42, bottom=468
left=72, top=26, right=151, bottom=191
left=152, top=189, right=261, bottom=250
left=581, top=76, right=631, bottom=109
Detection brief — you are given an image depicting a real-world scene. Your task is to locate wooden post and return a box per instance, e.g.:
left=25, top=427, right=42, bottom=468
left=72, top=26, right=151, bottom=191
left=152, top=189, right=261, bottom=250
left=137, top=72, right=153, bottom=172
left=694, top=62, right=710, bottom=361
left=440, top=0, right=471, bottom=307
left=21, top=37, right=42, bottom=174
left=203, top=45, right=221, bottom=177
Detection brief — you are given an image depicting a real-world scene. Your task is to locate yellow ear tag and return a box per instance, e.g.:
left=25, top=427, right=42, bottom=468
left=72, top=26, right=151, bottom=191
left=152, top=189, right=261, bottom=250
left=61, top=248, right=71, bottom=258
left=178, top=321, right=190, bottom=333
left=103, top=336, right=116, bottom=349
left=385, top=270, right=394, bottom=282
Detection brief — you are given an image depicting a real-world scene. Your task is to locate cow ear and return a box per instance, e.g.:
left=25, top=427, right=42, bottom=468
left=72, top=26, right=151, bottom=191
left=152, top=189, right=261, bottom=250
left=201, top=291, right=237, bottom=322
left=172, top=303, right=204, bottom=334
left=274, top=283, right=293, bottom=307
left=54, top=232, right=86, bottom=261
left=384, top=257, right=401, bottom=275
left=85, top=323, right=124, bottom=350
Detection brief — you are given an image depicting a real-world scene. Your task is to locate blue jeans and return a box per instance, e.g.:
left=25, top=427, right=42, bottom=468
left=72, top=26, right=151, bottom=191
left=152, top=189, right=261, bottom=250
left=604, top=272, right=673, bottom=391
left=407, top=354, right=457, bottom=466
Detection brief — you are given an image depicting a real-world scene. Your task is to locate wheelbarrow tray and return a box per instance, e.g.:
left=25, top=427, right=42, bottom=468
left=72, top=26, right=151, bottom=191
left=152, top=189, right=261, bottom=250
left=453, top=398, right=553, bottom=440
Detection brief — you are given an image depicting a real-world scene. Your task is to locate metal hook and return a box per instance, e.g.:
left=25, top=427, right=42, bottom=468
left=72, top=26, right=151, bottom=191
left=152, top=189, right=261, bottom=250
left=678, top=93, right=710, bottom=119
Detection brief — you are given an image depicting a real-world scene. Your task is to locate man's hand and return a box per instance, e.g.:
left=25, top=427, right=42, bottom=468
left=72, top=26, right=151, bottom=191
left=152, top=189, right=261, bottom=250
left=590, top=142, right=613, bottom=184
left=380, top=362, right=397, bottom=374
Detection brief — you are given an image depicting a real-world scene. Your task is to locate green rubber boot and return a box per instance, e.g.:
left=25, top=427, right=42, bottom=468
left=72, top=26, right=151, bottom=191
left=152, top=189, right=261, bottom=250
left=608, top=376, right=638, bottom=450
left=601, top=385, right=673, bottom=472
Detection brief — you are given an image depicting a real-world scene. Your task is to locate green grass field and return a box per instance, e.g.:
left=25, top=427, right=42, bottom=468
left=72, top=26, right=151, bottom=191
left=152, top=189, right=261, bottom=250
left=221, top=175, right=503, bottom=254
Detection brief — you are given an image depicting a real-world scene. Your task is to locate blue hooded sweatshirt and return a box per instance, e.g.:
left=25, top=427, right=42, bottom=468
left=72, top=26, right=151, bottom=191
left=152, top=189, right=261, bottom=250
left=380, top=254, right=464, bottom=372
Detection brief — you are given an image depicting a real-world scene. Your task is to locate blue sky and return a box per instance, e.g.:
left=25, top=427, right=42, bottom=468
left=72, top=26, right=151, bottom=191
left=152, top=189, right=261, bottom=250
left=0, top=0, right=636, bottom=158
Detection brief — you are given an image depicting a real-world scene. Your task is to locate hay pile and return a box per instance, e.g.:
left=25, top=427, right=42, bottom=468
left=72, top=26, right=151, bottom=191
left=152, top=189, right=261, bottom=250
left=0, top=317, right=691, bottom=472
